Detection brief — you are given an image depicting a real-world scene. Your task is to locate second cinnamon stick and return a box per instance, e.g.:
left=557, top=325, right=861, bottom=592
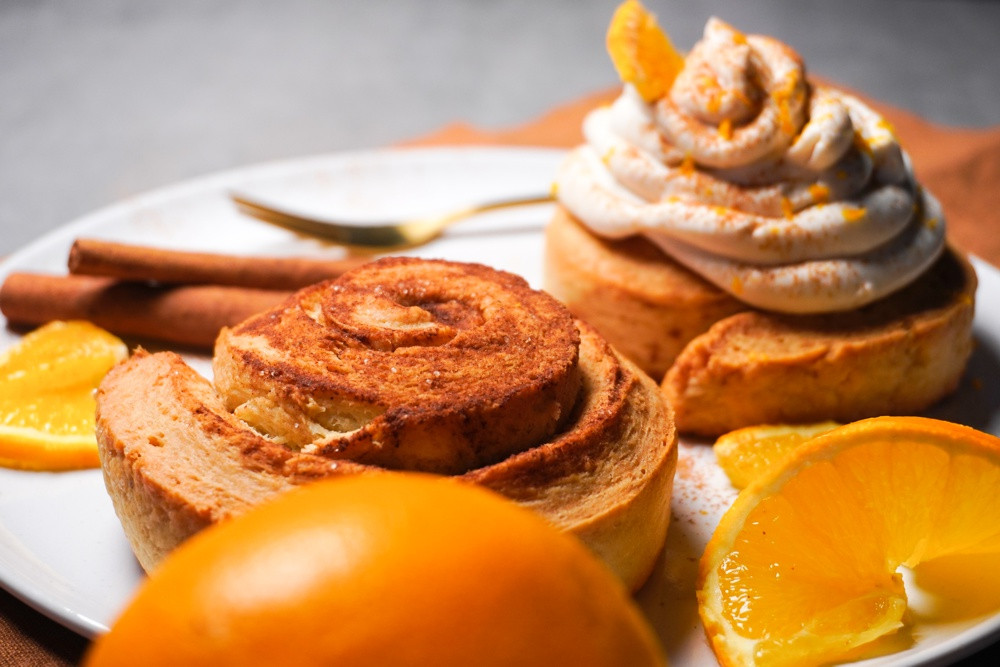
left=0, top=273, right=291, bottom=349
left=68, top=238, right=368, bottom=290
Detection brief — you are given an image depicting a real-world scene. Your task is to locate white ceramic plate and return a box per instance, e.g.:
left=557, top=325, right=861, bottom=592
left=0, top=147, right=997, bottom=665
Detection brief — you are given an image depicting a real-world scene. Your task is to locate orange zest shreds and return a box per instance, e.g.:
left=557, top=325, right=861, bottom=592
left=698, top=74, right=723, bottom=115
left=706, top=94, right=720, bottom=114
left=730, top=275, right=744, bottom=295
left=699, top=416, right=1000, bottom=667
left=772, top=75, right=803, bottom=136
left=606, top=0, right=685, bottom=102
left=852, top=130, right=875, bottom=158
left=780, top=197, right=794, bottom=219
left=0, top=321, right=128, bottom=470
left=842, top=206, right=866, bottom=223
left=807, top=183, right=830, bottom=203
left=876, top=118, right=897, bottom=138
left=717, top=118, right=733, bottom=140
left=680, top=153, right=696, bottom=175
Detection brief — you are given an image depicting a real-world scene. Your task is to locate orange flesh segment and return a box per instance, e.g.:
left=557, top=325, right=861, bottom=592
left=606, top=0, right=684, bottom=102
left=0, top=320, right=128, bottom=470
left=714, top=422, right=840, bottom=489
left=700, top=417, right=1000, bottom=666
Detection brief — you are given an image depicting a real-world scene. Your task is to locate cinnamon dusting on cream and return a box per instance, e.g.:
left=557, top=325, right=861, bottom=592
left=556, top=17, right=947, bottom=314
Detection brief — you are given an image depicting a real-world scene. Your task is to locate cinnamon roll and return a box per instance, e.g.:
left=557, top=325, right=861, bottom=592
left=96, top=257, right=677, bottom=591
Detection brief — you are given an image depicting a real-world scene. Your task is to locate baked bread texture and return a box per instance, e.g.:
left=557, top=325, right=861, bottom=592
left=545, top=210, right=976, bottom=436
left=662, top=244, right=976, bottom=435
left=545, top=206, right=745, bottom=381
left=96, top=257, right=677, bottom=591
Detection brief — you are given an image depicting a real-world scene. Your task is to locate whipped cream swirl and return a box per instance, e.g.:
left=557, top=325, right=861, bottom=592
left=555, top=18, right=945, bottom=313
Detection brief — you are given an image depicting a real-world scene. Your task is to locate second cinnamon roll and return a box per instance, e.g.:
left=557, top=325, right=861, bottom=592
left=546, top=9, right=976, bottom=434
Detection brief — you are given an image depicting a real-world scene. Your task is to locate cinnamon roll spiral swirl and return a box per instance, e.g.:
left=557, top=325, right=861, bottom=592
left=97, top=258, right=676, bottom=591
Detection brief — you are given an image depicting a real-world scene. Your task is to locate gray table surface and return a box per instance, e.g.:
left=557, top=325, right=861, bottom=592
left=1, top=1, right=1000, bottom=663
left=1, top=0, right=998, bottom=258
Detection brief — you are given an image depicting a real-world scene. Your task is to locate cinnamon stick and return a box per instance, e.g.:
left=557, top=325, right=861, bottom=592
left=0, top=273, right=291, bottom=349
left=68, top=238, right=368, bottom=290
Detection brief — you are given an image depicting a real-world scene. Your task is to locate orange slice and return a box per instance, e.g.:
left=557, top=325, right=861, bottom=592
left=0, top=320, right=128, bottom=470
left=606, top=0, right=684, bottom=102
left=699, top=416, right=1000, bottom=666
left=714, top=422, right=840, bottom=489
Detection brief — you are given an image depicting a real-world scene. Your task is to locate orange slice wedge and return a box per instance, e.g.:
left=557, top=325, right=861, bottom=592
left=714, top=422, right=840, bottom=489
left=699, top=416, right=1000, bottom=666
left=0, top=320, right=128, bottom=470
left=606, top=0, right=684, bottom=102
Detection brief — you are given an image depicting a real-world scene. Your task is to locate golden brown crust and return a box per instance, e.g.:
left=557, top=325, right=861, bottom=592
left=95, top=350, right=360, bottom=570
left=465, top=324, right=676, bottom=589
left=544, top=207, right=745, bottom=380
left=544, top=207, right=977, bottom=436
left=664, top=247, right=977, bottom=435
left=96, top=258, right=677, bottom=591
left=214, top=258, right=582, bottom=475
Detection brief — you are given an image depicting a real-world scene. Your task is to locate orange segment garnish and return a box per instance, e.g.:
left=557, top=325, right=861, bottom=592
left=0, top=320, right=128, bottom=470
left=699, top=416, right=1000, bottom=666
left=606, top=0, right=684, bottom=102
left=714, top=421, right=840, bottom=489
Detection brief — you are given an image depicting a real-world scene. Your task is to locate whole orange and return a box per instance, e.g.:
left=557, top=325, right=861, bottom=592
left=86, top=473, right=664, bottom=667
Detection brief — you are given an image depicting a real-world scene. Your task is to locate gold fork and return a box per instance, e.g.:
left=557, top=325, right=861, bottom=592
left=230, top=191, right=554, bottom=250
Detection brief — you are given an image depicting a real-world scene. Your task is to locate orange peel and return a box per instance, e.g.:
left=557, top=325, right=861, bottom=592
left=86, top=473, right=665, bottom=666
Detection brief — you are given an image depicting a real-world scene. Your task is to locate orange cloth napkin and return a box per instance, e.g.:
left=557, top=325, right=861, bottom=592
left=5, top=86, right=999, bottom=666
left=0, top=588, right=89, bottom=666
